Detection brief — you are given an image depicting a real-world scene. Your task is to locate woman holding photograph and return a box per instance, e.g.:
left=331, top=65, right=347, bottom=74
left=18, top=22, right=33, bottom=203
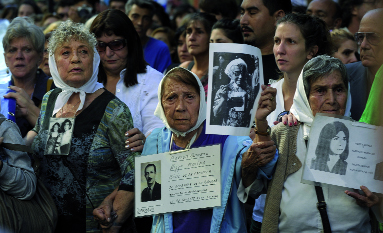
left=244, top=55, right=382, bottom=232
left=138, top=67, right=278, bottom=232
left=26, top=21, right=139, bottom=232
left=311, top=121, right=349, bottom=175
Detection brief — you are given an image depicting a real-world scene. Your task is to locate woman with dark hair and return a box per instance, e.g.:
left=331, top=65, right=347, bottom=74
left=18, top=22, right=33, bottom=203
left=90, top=9, right=163, bottom=151
left=45, top=122, right=62, bottom=155
left=17, top=0, right=42, bottom=17
left=210, top=19, right=243, bottom=44
left=311, top=121, right=349, bottom=175
left=59, top=119, right=72, bottom=154
left=250, top=13, right=331, bottom=233
left=180, top=12, right=217, bottom=98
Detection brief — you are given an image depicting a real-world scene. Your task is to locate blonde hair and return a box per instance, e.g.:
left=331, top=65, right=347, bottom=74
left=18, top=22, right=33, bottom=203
left=330, top=29, right=355, bottom=55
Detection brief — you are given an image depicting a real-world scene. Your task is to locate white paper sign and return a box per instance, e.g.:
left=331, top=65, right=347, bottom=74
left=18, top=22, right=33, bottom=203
left=206, top=43, right=263, bottom=136
left=302, top=114, right=383, bottom=194
left=135, top=145, right=221, bottom=217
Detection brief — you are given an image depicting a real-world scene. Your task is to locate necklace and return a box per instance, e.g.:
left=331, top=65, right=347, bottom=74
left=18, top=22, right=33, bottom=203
left=60, top=99, right=81, bottom=118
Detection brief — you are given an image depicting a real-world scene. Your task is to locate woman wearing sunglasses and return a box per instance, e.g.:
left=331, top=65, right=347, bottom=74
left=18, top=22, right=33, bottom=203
left=90, top=9, right=164, bottom=152
left=249, top=13, right=332, bottom=233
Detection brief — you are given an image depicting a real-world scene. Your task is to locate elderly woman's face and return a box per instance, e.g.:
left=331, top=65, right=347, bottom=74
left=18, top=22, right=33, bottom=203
left=55, top=39, right=93, bottom=88
left=308, top=70, right=347, bottom=116
left=4, top=37, right=42, bottom=80
left=229, top=65, right=245, bottom=86
left=162, top=78, right=200, bottom=132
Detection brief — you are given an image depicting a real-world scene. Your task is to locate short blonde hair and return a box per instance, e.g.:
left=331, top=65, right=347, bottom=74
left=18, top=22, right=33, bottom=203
left=48, top=20, right=97, bottom=55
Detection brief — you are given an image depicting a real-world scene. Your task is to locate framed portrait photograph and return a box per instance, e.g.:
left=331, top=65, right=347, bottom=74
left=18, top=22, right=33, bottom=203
left=44, top=118, right=75, bottom=156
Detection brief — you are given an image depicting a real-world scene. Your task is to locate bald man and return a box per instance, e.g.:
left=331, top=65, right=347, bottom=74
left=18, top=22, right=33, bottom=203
left=306, top=0, right=342, bottom=30
left=347, top=8, right=383, bottom=120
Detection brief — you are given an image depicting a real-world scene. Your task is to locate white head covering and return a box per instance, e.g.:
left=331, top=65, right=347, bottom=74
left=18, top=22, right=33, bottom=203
left=290, top=56, right=351, bottom=139
left=154, top=67, right=207, bottom=137
left=224, top=58, right=247, bottom=77
left=49, top=48, right=104, bottom=116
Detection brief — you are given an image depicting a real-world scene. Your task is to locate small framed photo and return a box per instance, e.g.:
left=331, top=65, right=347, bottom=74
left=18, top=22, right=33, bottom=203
left=44, top=118, right=75, bottom=156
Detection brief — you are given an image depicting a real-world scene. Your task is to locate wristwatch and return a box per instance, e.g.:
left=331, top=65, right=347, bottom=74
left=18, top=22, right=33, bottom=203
left=255, top=125, right=271, bottom=136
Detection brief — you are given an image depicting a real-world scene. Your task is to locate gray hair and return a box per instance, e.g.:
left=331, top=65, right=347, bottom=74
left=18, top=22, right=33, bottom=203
left=2, top=17, right=44, bottom=54
left=125, top=0, right=154, bottom=17
left=48, top=20, right=97, bottom=55
left=303, top=55, right=348, bottom=98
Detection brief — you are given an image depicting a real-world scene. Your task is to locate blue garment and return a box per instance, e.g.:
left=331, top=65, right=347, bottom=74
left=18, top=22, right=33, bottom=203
left=142, top=123, right=278, bottom=233
left=9, top=69, right=55, bottom=137
left=144, top=37, right=172, bottom=73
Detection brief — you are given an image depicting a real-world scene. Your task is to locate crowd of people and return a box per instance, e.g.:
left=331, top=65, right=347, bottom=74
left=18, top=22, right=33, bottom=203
left=0, top=0, right=382, bottom=232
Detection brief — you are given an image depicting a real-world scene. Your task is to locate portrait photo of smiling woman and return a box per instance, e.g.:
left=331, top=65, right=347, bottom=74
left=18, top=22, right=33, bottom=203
left=311, top=121, right=350, bottom=175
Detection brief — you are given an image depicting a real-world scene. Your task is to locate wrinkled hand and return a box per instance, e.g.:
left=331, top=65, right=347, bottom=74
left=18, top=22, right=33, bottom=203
left=4, top=86, right=34, bottom=118
left=93, top=198, right=116, bottom=229
left=345, top=186, right=381, bottom=208
left=241, top=140, right=276, bottom=187
left=275, top=112, right=298, bottom=126
left=242, top=141, right=276, bottom=173
left=125, top=128, right=146, bottom=152
left=256, top=85, right=277, bottom=121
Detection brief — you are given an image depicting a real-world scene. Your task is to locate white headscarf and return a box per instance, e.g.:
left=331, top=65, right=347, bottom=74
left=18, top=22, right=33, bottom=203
left=290, top=56, right=352, bottom=139
left=49, top=48, right=104, bottom=116
left=154, top=67, right=207, bottom=137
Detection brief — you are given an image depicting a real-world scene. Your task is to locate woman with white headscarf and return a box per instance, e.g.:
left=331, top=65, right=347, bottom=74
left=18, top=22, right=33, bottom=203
left=212, top=58, right=256, bottom=127
left=247, top=55, right=382, bottom=232
left=25, top=21, right=139, bottom=232
left=139, top=67, right=277, bottom=233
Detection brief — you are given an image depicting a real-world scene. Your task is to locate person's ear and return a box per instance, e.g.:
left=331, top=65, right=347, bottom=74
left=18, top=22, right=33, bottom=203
left=351, top=6, right=358, bottom=16
left=273, top=10, right=285, bottom=25
left=4, top=53, right=8, bottom=67
left=334, top=18, right=342, bottom=29
left=307, top=45, right=319, bottom=60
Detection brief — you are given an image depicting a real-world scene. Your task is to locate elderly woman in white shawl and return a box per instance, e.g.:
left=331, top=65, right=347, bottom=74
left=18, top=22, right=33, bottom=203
left=25, top=21, right=139, bottom=233
left=243, top=55, right=382, bottom=232
left=212, top=58, right=256, bottom=127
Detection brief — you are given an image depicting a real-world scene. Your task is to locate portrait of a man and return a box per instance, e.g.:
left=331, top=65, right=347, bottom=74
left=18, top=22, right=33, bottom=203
left=141, top=163, right=161, bottom=202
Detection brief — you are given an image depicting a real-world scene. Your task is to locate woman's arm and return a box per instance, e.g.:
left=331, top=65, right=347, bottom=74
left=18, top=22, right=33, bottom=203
left=241, top=85, right=277, bottom=188
left=0, top=120, right=36, bottom=200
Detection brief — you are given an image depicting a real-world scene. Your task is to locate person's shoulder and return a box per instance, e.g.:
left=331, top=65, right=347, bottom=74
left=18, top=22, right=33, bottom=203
left=346, top=61, right=365, bottom=76
left=148, top=37, right=168, bottom=48
left=140, top=65, right=163, bottom=81
left=179, top=61, right=192, bottom=69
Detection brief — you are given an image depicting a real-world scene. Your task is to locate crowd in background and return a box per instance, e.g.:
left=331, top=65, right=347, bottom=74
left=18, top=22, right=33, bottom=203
left=0, top=0, right=383, bottom=232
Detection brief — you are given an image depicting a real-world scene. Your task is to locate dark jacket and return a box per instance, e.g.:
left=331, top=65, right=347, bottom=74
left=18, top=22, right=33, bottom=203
left=141, top=182, right=161, bottom=202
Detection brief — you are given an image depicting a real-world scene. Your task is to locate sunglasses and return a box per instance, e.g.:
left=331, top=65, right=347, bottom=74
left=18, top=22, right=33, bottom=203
left=96, top=39, right=127, bottom=52
left=354, top=32, right=381, bottom=45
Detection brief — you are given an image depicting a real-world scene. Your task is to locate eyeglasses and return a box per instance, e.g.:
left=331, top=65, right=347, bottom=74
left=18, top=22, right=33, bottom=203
left=96, top=39, right=127, bottom=52
left=354, top=32, right=381, bottom=45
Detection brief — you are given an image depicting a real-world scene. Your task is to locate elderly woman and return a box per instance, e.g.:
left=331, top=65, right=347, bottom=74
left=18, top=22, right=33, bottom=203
left=26, top=21, right=139, bottom=232
left=3, top=17, right=54, bottom=137
left=243, top=55, right=382, bottom=232
left=138, top=67, right=278, bottom=232
left=212, top=58, right=257, bottom=127
left=90, top=9, right=164, bottom=152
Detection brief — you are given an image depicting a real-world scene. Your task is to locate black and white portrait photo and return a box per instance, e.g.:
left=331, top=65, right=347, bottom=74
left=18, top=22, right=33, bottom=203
left=311, top=121, right=349, bottom=175
left=141, top=162, right=161, bottom=202
left=210, top=52, right=259, bottom=127
left=44, top=118, right=74, bottom=156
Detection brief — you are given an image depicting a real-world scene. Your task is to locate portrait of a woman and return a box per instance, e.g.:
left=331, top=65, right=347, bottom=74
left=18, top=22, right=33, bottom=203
left=311, top=121, right=350, bottom=175
left=45, top=122, right=61, bottom=155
